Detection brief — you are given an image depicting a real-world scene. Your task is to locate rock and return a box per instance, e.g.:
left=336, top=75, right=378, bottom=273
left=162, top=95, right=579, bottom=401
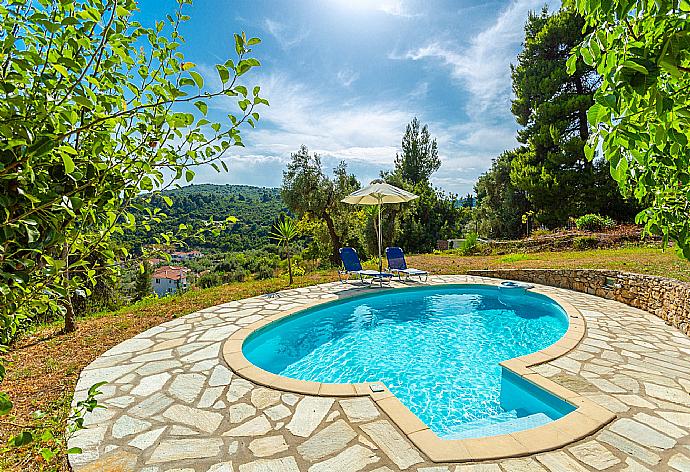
left=238, top=457, right=300, bottom=472
left=645, top=383, right=690, bottom=406
left=359, top=420, right=423, bottom=469
left=609, top=418, right=676, bottom=450
left=209, top=364, right=233, bottom=386
left=498, top=458, right=547, bottom=471
left=569, top=440, right=621, bottom=470
left=169, top=373, right=206, bottom=403
left=131, top=372, right=171, bottom=397
left=128, top=427, right=166, bottom=450
left=224, top=415, right=271, bottom=437
left=111, top=415, right=151, bottom=439
left=148, top=438, right=223, bottom=463
left=251, top=388, right=281, bottom=409
left=286, top=397, right=334, bottom=437
left=297, top=419, right=357, bottom=461
left=248, top=435, right=289, bottom=457
left=228, top=403, right=256, bottom=423
left=129, top=393, right=174, bottom=418
left=281, top=393, right=299, bottom=406
left=198, top=386, right=225, bottom=408
left=206, top=463, right=234, bottom=472
left=537, top=452, right=589, bottom=471
left=227, top=378, right=254, bottom=402
left=307, top=444, right=379, bottom=472
left=180, top=342, right=221, bottom=363
left=77, top=450, right=138, bottom=472
left=668, top=453, right=690, bottom=471
left=339, top=398, right=379, bottom=423
left=265, top=403, right=291, bottom=421
left=161, top=404, right=223, bottom=433
left=597, top=430, right=661, bottom=466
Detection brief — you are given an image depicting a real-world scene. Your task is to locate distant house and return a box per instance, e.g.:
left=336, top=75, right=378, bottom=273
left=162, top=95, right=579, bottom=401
left=170, top=250, right=202, bottom=262
left=152, top=266, right=189, bottom=297
left=146, top=257, right=165, bottom=267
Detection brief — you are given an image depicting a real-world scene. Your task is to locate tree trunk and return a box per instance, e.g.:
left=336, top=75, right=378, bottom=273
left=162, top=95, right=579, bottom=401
left=323, top=212, right=342, bottom=265
left=286, top=243, right=293, bottom=285
left=574, top=75, right=592, bottom=171
left=61, top=242, right=76, bottom=334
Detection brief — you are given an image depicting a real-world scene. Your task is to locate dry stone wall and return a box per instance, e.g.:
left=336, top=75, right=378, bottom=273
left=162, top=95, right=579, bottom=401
left=467, top=268, right=690, bottom=336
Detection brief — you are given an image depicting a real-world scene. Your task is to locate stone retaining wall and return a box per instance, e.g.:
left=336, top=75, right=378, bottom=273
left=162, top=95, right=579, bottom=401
left=467, top=269, right=690, bottom=336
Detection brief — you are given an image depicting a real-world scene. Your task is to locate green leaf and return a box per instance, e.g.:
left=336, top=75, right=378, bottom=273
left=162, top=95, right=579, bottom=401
left=9, top=431, right=33, bottom=447
left=53, top=64, right=69, bottom=77
left=0, top=392, right=13, bottom=415
left=189, top=71, right=204, bottom=89
left=194, top=101, right=208, bottom=115
left=622, top=60, right=648, bottom=75
left=215, top=64, right=230, bottom=83
left=62, top=154, right=75, bottom=174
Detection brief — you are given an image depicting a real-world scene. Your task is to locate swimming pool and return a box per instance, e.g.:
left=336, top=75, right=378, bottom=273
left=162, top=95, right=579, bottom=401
left=242, top=284, right=574, bottom=438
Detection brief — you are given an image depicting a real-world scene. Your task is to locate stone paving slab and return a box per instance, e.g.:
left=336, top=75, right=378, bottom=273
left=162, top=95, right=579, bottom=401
left=68, top=276, right=690, bottom=471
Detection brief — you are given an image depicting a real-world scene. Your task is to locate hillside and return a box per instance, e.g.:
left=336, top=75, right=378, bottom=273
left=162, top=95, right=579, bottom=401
left=124, top=184, right=288, bottom=253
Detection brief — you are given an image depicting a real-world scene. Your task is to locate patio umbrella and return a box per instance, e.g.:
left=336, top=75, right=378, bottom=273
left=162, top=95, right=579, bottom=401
left=342, top=182, right=418, bottom=273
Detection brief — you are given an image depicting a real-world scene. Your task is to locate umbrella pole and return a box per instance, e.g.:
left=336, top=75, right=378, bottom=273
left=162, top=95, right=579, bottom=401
left=378, top=200, right=382, bottom=275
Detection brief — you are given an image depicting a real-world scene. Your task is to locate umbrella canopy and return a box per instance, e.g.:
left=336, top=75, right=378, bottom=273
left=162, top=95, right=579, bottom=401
left=342, top=182, right=418, bottom=276
left=341, top=182, right=418, bottom=205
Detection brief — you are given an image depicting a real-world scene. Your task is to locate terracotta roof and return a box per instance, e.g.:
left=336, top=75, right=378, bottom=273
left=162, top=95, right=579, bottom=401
left=152, top=266, right=188, bottom=281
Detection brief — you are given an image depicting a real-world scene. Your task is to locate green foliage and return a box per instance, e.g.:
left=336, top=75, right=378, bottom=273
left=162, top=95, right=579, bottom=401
left=125, top=185, right=286, bottom=253
left=570, top=0, right=690, bottom=259
left=0, top=0, right=265, bottom=338
left=270, top=216, right=300, bottom=285
left=474, top=149, right=531, bottom=239
left=573, top=235, right=599, bottom=250
left=459, top=233, right=480, bottom=256
left=575, top=214, right=615, bottom=232
left=509, top=8, right=637, bottom=227
left=499, top=253, right=532, bottom=263
left=282, top=146, right=361, bottom=264
left=0, top=0, right=264, bottom=430
left=394, top=117, right=441, bottom=185
left=3, top=381, right=107, bottom=467
left=383, top=119, right=466, bottom=253
left=133, top=261, right=153, bottom=302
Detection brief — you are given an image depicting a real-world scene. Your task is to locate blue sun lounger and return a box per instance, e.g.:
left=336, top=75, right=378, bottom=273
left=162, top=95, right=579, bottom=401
left=385, top=247, right=428, bottom=282
left=338, top=247, right=392, bottom=285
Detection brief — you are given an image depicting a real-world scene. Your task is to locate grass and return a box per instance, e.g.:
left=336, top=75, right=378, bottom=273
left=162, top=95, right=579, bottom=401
left=1, top=246, right=689, bottom=470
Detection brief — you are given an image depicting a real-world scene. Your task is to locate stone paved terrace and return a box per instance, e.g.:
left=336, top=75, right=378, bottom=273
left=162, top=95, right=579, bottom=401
left=68, top=275, right=690, bottom=472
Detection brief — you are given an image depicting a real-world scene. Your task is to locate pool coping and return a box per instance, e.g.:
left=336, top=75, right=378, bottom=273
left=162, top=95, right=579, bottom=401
left=222, top=279, right=616, bottom=463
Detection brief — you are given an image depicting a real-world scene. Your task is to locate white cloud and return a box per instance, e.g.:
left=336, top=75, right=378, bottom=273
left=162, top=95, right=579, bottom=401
left=193, top=70, right=518, bottom=194
left=391, top=0, right=547, bottom=119
left=377, top=0, right=420, bottom=18
left=336, top=68, right=360, bottom=88
left=263, top=18, right=309, bottom=49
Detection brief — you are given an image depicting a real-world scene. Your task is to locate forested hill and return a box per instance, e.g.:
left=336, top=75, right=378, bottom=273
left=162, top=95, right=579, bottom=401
left=125, top=184, right=287, bottom=253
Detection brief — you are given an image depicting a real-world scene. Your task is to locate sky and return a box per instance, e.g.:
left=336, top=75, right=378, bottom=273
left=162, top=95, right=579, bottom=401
left=138, top=0, right=557, bottom=195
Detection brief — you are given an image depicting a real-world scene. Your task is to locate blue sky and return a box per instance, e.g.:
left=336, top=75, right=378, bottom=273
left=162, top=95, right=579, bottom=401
left=139, top=0, right=556, bottom=195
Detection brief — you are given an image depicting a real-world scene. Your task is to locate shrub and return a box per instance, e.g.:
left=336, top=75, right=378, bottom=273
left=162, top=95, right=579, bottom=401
left=530, top=229, right=551, bottom=238
left=573, top=236, right=599, bottom=250
left=459, top=233, right=479, bottom=256
left=197, top=273, right=222, bottom=289
left=575, top=214, right=615, bottom=232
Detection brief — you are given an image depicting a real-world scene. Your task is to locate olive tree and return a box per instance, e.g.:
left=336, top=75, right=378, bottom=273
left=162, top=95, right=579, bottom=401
left=568, top=0, right=690, bottom=257
left=0, top=0, right=266, bottom=421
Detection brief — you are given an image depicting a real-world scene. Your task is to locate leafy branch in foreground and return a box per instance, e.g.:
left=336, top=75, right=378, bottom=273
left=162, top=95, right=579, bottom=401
left=568, top=0, right=690, bottom=258
left=0, top=0, right=266, bottom=463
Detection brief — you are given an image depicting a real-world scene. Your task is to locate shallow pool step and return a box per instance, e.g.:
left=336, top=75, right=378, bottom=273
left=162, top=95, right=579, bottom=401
left=442, top=412, right=552, bottom=440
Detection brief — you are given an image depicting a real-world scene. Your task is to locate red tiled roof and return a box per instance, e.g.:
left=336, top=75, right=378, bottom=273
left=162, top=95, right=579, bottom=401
left=152, top=266, right=188, bottom=281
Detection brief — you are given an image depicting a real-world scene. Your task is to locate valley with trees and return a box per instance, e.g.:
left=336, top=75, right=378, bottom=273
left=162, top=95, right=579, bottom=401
left=1, top=0, right=690, bottom=470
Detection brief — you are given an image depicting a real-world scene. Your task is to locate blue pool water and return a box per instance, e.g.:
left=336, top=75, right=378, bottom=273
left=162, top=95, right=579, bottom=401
left=243, top=284, right=574, bottom=438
